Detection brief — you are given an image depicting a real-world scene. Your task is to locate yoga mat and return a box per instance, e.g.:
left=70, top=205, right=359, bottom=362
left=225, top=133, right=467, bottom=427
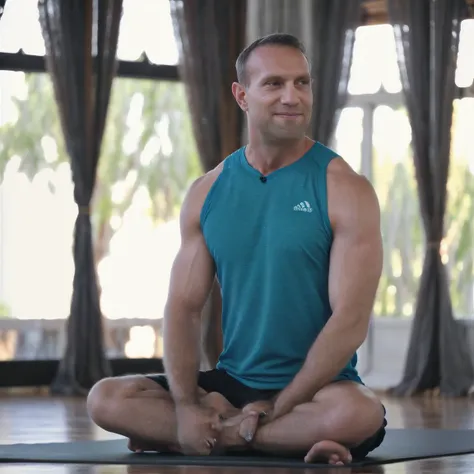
left=0, top=429, right=473, bottom=467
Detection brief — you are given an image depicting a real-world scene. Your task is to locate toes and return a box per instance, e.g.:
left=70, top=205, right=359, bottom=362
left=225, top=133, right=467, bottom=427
left=304, top=440, right=352, bottom=465
left=329, top=454, right=343, bottom=465
left=206, top=437, right=218, bottom=450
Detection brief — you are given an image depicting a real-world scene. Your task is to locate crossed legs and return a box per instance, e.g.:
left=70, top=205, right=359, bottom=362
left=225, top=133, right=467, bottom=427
left=86, top=375, right=238, bottom=453
left=246, top=380, right=385, bottom=462
left=87, top=375, right=385, bottom=464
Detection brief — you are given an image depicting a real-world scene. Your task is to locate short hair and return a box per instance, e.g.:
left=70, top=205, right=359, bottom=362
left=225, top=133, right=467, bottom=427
left=235, top=33, right=308, bottom=85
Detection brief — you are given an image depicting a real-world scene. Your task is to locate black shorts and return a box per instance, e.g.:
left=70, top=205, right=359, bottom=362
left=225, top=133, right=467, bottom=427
left=147, top=368, right=386, bottom=460
left=147, top=368, right=280, bottom=409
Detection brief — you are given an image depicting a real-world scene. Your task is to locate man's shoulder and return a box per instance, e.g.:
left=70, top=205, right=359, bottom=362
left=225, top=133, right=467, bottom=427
left=327, top=158, right=372, bottom=192
left=188, top=161, right=226, bottom=201
left=180, top=162, right=226, bottom=227
left=326, top=159, right=380, bottom=230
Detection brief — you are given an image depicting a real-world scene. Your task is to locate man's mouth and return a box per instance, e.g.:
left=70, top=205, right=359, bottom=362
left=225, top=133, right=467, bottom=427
left=274, top=113, right=303, bottom=117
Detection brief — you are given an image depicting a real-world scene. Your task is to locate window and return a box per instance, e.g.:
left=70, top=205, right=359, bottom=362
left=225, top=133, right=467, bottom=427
left=348, top=24, right=402, bottom=95
left=0, top=0, right=46, bottom=55
left=0, top=71, right=199, bottom=360
left=0, top=0, right=199, bottom=361
left=450, top=19, right=474, bottom=318
left=333, top=20, right=474, bottom=319
left=0, top=0, right=179, bottom=65
left=117, top=0, right=179, bottom=65
left=455, top=20, right=474, bottom=88
left=332, top=107, right=364, bottom=173
left=371, top=105, right=422, bottom=318
left=447, top=98, right=474, bottom=318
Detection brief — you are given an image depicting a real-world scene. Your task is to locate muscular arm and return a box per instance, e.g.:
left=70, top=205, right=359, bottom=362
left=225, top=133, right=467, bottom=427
left=162, top=176, right=217, bottom=407
left=272, top=169, right=383, bottom=418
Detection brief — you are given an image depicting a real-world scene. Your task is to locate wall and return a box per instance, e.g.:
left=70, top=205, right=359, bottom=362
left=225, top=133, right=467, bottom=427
left=357, top=318, right=474, bottom=391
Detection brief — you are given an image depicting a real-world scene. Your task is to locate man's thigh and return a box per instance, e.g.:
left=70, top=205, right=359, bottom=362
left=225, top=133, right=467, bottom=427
left=313, top=379, right=382, bottom=405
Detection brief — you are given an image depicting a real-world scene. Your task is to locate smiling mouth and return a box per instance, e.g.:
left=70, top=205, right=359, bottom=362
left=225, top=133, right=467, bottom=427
left=274, top=113, right=303, bottom=117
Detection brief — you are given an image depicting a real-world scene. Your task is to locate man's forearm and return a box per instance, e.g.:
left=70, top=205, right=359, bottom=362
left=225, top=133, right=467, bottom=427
left=163, top=304, right=202, bottom=406
left=273, top=312, right=368, bottom=418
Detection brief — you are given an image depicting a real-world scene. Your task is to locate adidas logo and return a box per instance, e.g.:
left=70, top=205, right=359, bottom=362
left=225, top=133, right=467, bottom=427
left=294, top=201, right=313, bottom=213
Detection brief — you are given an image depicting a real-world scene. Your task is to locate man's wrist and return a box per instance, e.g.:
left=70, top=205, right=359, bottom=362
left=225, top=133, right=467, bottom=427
left=172, top=390, right=200, bottom=410
left=273, top=383, right=311, bottom=418
left=175, top=399, right=199, bottom=408
left=272, top=399, right=292, bottom=419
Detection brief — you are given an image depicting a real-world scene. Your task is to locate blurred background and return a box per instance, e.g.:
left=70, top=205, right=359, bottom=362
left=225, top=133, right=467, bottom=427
left=0, top=0, right=472, bottom=396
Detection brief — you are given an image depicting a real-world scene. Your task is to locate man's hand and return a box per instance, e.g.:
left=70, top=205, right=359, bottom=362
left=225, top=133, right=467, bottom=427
left=238, top=400, right=275, bottom=443
left=175, top=403, right=222, bottom=455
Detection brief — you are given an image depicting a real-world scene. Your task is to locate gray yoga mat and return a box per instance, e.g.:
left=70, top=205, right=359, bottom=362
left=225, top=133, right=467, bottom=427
left=0, top=429, right=473, bottom=467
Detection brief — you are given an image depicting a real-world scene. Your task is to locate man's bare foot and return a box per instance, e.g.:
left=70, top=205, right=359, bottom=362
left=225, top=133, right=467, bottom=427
left=127, top=438, right=179, bottom=454
left=304, top=440, right=352, bottom=465
left=128, top=438, right=156, bottom=453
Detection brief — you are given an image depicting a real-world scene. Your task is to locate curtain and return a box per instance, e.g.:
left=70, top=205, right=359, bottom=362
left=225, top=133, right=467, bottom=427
left=0, top=0, right=6, bottom=21
left=246, top=0, right=303, bottom=36
left=309, top=0, right=360, bottom=144
left=169, top=0, right=247, bottom=369
left=38, top=0, right=123, bottom=394
left=387, top=0, right=473, bottom=396
left=246, top=0, right=361, bottom=145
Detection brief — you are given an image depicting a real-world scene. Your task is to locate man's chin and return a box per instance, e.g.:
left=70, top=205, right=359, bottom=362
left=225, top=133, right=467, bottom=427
left=272, top=126, right=307, bottom=141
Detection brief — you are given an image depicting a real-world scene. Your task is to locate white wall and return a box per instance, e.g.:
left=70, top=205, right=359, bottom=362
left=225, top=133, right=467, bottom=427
left=358, top=317, right=474, bottom=390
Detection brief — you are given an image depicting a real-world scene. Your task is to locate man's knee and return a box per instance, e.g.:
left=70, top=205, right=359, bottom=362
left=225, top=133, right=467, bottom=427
left=87, top=377, right=115, bottom=427
left=87, top=375, right=166, bottom=426
left=87, top=376, right=126, bottom=425
left=313, top=381, right=385, bottom=445
left=339, top=395, right=384, bottom=443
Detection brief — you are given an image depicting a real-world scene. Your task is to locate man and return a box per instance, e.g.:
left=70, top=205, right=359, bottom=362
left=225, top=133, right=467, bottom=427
left=87, top=33, right=386, bottom=466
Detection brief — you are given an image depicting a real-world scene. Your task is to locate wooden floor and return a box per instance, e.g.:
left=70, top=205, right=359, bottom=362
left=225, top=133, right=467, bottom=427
left=0, top=391, right=474, bottom=473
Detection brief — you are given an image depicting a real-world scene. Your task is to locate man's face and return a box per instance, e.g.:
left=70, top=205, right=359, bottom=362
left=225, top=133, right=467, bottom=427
left=234, top=45, right=313, bottom=141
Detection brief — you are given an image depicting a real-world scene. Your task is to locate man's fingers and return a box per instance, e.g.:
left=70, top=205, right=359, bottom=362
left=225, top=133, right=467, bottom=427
left=242, top=402, right=273, bottom=423
left=238, top=413, right=259, bottom=442
left=243, top=402, right=268, bottom=414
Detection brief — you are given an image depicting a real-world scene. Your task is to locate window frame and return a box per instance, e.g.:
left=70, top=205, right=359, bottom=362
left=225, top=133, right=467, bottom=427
left=0, top=51, right=179, bottom=81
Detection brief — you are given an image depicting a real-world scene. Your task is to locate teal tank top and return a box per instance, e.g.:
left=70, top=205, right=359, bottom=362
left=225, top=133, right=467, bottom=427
left=200, top=142, right=361, bottom=390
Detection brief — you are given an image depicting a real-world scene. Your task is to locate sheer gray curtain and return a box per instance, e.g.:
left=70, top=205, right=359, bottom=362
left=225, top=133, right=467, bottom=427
left=309, top=1, right=360, bottom=144
left=39, top=0, right=122, bottom=394
left=0, top=0, right=6, bottom=21
left=387, top=0, right=473, bottom=396
left=246, top=0, right=361, bottom=145
left=246, top=0, right=305, bottom=37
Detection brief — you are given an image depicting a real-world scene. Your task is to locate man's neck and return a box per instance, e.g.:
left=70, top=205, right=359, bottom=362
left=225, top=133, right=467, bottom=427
left=245, top=136, right=313, bottom=175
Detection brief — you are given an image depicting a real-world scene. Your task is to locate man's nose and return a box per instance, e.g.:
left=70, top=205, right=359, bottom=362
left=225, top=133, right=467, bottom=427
left=280, top=84, right=299, bottom=105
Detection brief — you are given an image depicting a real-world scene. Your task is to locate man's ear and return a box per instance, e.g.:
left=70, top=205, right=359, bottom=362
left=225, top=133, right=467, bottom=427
left=232, top=82, right=247, bottom=112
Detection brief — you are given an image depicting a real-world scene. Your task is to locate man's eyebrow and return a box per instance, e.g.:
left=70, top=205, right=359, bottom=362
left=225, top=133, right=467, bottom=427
left=296, top=74, right=312, bottom=81
left=260, top=73, right=311, bottom=82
